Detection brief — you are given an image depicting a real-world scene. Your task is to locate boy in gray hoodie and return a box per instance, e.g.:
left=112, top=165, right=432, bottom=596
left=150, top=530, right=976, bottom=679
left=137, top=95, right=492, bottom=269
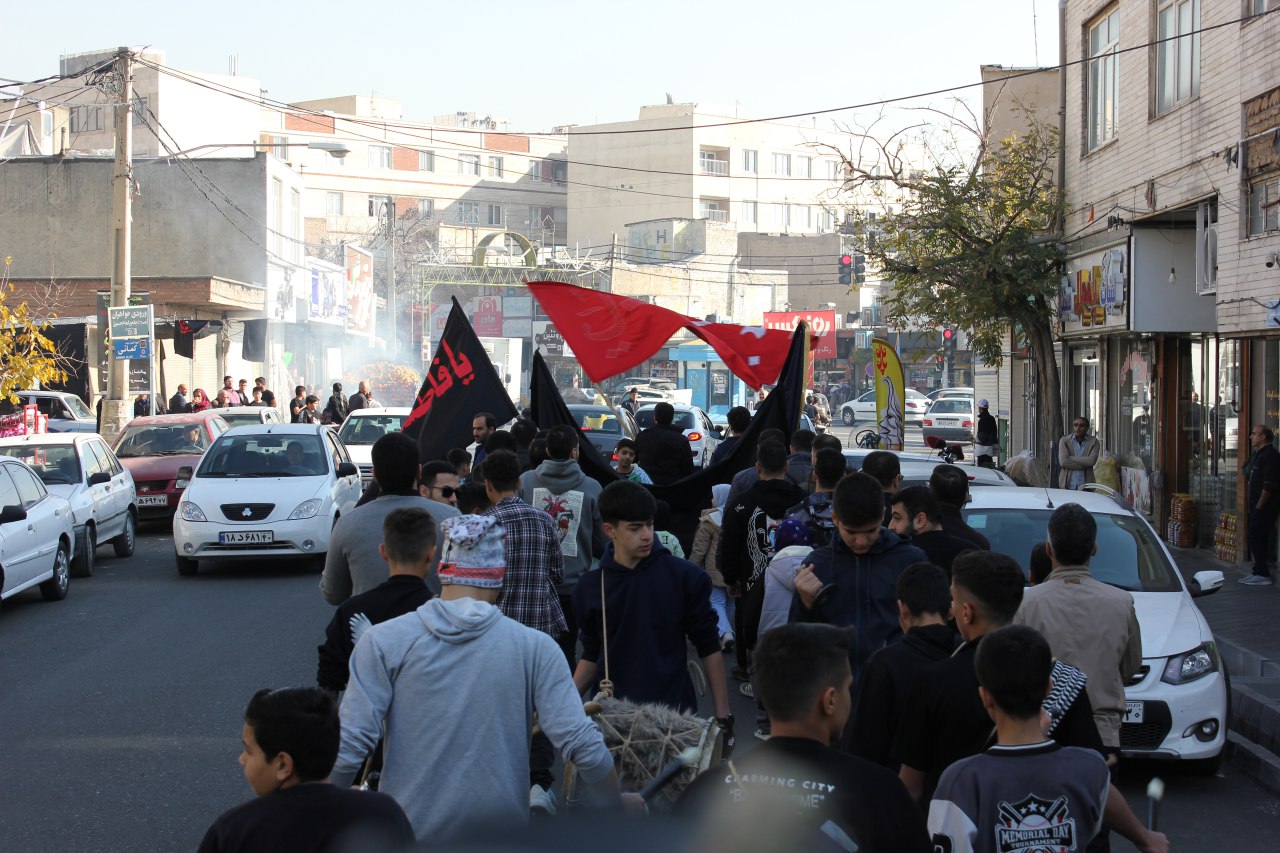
left=333, top=514, right=634, bottom=842
left=518, top=424, right=606, bottom=663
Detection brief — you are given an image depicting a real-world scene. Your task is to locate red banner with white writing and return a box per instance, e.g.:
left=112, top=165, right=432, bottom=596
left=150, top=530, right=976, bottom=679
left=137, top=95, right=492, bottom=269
left=763, top=310, right=837, bottom=359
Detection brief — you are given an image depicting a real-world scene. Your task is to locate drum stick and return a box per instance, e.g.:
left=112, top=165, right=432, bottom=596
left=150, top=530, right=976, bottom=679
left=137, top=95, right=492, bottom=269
left=637, top=747, right=701, bottom=802
left=1146, top=778, right=1164, bottom=831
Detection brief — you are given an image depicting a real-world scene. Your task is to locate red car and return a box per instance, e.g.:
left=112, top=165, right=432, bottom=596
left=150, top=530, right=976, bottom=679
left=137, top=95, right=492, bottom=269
left=111, top=412, right=230, bottom=520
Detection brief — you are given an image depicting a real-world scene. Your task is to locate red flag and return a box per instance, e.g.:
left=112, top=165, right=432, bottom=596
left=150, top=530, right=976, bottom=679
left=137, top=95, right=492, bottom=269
left=527, top=281, right=687, bottom=385
left=689, top=321, right=803, bottom=390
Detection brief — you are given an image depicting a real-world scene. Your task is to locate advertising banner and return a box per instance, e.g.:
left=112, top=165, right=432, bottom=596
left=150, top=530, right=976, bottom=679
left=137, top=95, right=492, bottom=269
left=1060, top=245, right=1128, bottom=336
left=763, top=310, right=836, bottom=359
left=307, top=261, right=346, bottom=326
left=344, top=244, right=376, bottom=338
left=471, top=296, right=504, bottom=337
left=872, top=338, right=906, bottom=450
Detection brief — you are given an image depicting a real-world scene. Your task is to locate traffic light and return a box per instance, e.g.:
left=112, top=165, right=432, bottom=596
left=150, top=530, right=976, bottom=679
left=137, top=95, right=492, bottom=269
left=935, top=355, right=944, bottom=372
left=853, top=254, right=867, bottom=284
left=942, top=327, right=957, bottom=356
left=839, top=254, right=852, bottom=285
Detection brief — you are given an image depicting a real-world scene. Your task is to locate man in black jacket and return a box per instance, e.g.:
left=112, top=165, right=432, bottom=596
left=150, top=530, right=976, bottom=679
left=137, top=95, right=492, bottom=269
left=709, top=405, right=751, bottom=467
left=635, top=402, right=694, bottom=485
left=928, top=464, right=990, bottom=550
left=888, top=485, right=979, bottom=576
left=1242, top=424, right=1280, bottom=585
left=862, top=451, right=901, bottom=526
left=323, top=382, right=349, bottom=425
left=975, top=399, right=998, bottom=468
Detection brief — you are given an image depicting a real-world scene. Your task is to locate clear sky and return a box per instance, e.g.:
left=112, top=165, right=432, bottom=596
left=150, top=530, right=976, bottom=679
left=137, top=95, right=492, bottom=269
left=5, top=0, right=1061, bottom=133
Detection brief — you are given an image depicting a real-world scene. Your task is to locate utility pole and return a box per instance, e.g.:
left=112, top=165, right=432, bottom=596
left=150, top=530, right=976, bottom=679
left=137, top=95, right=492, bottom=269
left=102, top=46, right=133, bottom=438
left=386, top=196, right=396, bottom=360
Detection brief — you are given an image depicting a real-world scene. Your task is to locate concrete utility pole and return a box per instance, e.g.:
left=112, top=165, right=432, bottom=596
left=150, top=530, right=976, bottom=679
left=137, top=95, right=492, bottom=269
left=101, top=46, right=134, bottom=438
left=386, top=196, right=396, bottom=360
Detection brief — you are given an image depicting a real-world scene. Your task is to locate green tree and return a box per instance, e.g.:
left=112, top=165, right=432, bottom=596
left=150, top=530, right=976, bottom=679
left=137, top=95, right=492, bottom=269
left=0, top=257, right=67, bottom=402
left=835, top=110, right=1064, bottom=469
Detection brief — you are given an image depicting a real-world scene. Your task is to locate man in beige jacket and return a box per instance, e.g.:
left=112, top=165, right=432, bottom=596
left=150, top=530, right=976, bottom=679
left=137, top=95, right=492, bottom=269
left=1015, top=502, right=1142, bottom=751
left=1058, top=416, right=1101, bottom=489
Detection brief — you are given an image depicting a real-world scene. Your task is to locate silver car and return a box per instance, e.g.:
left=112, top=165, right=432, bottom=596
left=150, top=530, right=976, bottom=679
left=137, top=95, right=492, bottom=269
left=0, top=456, right=76, bottom=605
left=635, top=403, right=722, bottom=467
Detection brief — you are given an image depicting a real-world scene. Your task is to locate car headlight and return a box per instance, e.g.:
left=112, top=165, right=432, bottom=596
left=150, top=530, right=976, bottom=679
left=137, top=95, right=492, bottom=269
left=287, top=499, right=324, bottom=520
left=180, top=502, right=207, bottom=522
left=1160, top=643, right=1219, bottom=685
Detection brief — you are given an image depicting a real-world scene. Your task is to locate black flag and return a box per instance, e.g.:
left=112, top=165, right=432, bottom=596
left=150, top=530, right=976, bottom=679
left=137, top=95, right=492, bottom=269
left=174, top=319, right=221, bottom=359
left=241, top=319, right=268, bottom=363
left=529, top=351, right=620, bottom=489
left=403, top=297, right=517, bottom=463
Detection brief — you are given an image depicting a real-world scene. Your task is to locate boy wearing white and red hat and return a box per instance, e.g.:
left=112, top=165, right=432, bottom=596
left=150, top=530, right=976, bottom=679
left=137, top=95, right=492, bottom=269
left=333, top=514, right=639, bottom=841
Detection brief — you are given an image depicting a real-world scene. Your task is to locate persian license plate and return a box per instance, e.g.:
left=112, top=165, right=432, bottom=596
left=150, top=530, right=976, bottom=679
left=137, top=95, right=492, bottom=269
left=218, top=530, right=274, bottom=545
left=1123, top=701, right=1145, bottom=724
left=137, top=495, right=168, bottom=507
left=938, top=418, right=958, bottom=427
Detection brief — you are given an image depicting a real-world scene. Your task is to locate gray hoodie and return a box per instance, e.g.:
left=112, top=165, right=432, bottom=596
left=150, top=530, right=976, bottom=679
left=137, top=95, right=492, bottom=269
left=333, top=597, right=614, bottom=841
left=518, top=458, right=606, bottom=592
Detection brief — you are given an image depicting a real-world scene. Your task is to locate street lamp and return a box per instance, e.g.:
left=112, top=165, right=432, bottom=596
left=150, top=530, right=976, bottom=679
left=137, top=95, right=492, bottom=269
left=153, top=140, right=352, bottom=160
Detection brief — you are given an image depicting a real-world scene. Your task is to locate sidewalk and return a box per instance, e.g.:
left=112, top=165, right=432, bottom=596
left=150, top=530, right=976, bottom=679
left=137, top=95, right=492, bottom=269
left=1169, top=546, right=1280, bottom=792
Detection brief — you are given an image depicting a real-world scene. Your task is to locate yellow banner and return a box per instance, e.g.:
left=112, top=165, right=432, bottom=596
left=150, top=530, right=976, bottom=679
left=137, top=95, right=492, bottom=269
left=872, top=338, right=906, bottom=450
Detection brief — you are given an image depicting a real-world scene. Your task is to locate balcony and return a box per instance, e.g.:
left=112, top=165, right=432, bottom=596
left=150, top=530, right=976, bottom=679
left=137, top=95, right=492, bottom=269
left=700, top=207, right=730, bottom=222
left=698, top=157, right=729, bottom=177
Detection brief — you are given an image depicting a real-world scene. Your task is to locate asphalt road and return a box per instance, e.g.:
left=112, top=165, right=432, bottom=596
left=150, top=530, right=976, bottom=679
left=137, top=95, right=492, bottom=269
left=1, top=521, right=1277, bottom=852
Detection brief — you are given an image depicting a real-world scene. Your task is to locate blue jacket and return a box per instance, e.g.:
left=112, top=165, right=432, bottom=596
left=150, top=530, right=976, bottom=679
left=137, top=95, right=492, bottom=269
left=788, top=528, right=926, bottom=680
left=573, top=541, right=720, bottom=712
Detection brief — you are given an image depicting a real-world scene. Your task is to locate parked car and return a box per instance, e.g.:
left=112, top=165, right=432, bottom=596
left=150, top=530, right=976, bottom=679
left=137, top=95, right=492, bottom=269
left=926, top=386, right=975, bottom=401
left=962, top=485, right=1228, bottom=768
left=603, top=376, right=676, bottom=396
left=335, top=407, right=411, bottom=487
left=710, top=409, right=816, bottom=435
left=0, top=456, right=76, bottom=606
left=172, top=424, right=362, bottom=575
left=0, top=390, right=97, bottom=433
left=566, top=404, right=638, bottom=459
left=841, top=449, right=1017, bottom=488
left=111, top=412, right=230, bottom=520
left=0, top=433, right=137, bottom=578
left=839, top=388, right=930, bottom=426
left=612, top=385, right=673, bottom=407
left=634, top=403, right=721, bottom=467
left=922, top=396, right=976, bottom=444
left=216, top=406, right=284, bottom=428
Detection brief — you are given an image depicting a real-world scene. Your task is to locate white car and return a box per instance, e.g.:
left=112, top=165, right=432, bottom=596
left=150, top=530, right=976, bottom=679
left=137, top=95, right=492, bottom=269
left=0, top=433, right=137, bottom=578
left=841, top=450, right=1017, bottom=488
left=927, top=386, right=975, bottom=401
left=172, top=424, right=363, bottom=575
left=634, top=403, right=722, bottom=467
left=216, top=406, right=285, bottom=428
left=962, top=486, right=1228, bottom=767
left=839, top=388, right=930, bottom=426
left=0, top=456, right=76, bottom=606
left=335, top=407, right=412, bottom=487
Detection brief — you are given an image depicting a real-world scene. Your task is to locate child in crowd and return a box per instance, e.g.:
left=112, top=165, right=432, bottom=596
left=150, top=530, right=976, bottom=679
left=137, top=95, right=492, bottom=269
left=198, top=687, right=413, bottom=853
left=454, top=481, right=493, bottom=515
left=613, top=437, right=652, bottom=484
left=447, top=448, right=472, bottom=482
left=689, top=484, right=734, bottom=652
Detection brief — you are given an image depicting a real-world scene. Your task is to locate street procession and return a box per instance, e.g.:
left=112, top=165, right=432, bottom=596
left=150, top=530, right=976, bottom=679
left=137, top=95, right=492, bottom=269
left=2, top=3, right=1280, bottom=851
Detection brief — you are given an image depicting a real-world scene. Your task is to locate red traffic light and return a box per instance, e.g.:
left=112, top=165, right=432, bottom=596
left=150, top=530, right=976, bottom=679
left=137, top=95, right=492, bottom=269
left=942, top=328, right=954, bottom=339
left=840, top=254, right=852, bottom=265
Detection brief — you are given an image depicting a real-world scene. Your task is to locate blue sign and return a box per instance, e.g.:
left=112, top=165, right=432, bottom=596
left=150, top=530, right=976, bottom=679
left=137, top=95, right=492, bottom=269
left=113, top=337, right=150, bottom=361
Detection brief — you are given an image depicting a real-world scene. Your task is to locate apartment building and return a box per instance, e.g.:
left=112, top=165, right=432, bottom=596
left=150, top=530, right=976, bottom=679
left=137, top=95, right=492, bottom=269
left=1059, top=0, right=1279, bottom=546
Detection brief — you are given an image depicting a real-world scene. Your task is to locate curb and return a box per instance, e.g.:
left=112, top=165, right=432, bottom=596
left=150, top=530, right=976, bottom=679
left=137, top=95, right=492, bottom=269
left=1217, top=638, right=1280, bottom=794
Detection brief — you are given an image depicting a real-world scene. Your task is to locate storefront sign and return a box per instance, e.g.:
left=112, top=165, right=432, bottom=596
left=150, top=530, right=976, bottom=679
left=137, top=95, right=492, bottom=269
left=763, top=310, right=837, bottom=359
left=1061, top=246, right=1128, bottom=335
left=471, top=296, right=504, bottom=337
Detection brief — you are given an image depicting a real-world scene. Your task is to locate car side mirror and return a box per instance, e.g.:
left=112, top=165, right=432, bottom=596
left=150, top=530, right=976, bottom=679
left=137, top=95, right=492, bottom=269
left=0, top=504, right=27, bottom=524
left=336, top=461, right=359, bottom=478
left=1189, top=569, right=1224, bottom=598
left=88, top=471, right=111, bottom=486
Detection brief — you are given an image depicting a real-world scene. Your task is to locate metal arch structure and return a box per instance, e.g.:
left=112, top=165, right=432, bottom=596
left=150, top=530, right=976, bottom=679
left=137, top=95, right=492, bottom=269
left=471, top=230, right=537, bottom=269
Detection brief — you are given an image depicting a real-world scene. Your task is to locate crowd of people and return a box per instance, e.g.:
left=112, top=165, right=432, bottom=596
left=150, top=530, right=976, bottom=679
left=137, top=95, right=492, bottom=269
left=197, top=402, right=1184, bottom=853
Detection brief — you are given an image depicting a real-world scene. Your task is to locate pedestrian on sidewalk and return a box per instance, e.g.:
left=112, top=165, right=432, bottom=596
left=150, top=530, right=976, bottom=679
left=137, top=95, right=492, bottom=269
left=323, top=382, right=349, bottom=425
left=1241, top=425, right=1279, bottom=585
left=1058, top=416, right=1100, bottom=489
left=889, top=485, right=980, bottom=576
left=974, top=400, right=998, bottom=468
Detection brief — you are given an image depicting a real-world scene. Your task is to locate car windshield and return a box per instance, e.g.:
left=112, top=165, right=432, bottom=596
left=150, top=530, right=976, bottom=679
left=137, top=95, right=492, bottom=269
left=929, top=399, right=972, bottom=414
left=634, top=409, right=695, bottom=430
left=961, top=507, right=1182, bottom=593
left=0, top=445, right=81, bottom=484
left=571, top=410, right=623, bottom=434
left=114, top=423, right=208, bottom=457
left=198, top=434, right=328, bottom=477
left=218, top=411, right=265, bottom=427
left=337, top=415, right=406, bottom=446
left=62, top=396, right=93, bottom=419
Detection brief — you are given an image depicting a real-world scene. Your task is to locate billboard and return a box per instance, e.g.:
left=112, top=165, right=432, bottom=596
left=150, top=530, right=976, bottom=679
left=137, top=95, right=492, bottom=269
left=307, top=260, right=346, bottom=326
left=344, top=244, right=376, bottom=338
left=762, top=310, right=837, bottom=359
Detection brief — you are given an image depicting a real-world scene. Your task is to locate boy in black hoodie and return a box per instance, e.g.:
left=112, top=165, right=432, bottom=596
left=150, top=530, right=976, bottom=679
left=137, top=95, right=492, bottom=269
left=790, top=471, right=926, bottom=681
left=720, top=440, right=806, bottom=672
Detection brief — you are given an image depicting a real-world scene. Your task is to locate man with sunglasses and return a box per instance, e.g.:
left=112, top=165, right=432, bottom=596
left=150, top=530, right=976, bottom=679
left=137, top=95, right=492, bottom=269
left=420, top=460, right=461, bottom=508
left=1057, top=416, right=1100, bottom=490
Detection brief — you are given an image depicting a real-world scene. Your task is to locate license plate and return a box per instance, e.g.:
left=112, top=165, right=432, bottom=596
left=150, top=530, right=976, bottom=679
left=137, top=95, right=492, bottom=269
left=1123, top=701, right=1145, bottom=724
left=137, top=495, right=168, bottom=506
left=938, top=419, right=957, bottom=427
left=218, top=530, right=274, bottom=545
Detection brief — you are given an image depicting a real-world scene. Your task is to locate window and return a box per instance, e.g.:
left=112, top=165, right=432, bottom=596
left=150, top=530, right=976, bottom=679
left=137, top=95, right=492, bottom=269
left=739, top=200, right=758, bottom=224
left=1247, top=176, right=1280, bottom=236
left=325, top=192, right=343, bottom=215
left=0, top=468, right=19, bottom=510
left=787, top=204, right=811, bottom=229
left=459, top=154, right=481, bottom=176
left=767, top=203, right=786, bottom=228
left=772, top=153, right=791, bottom=176
left=417, top=198, right=435, bottom=218
left=826, top=160, right=841, bottom=181
left=69, top=105, right=101, bottom=133
left=9, top=463, right=46, bottom=508
left=743, top=149, right=758, bottom=173
left=1250, top=0, right=1274, bottom=15
left=289, top=189, right=300, bottom=263
left=1156, top=0, right=1199, bottom=114
left=488, top=156, right=504, bottom=178
left=456, top=201, right=479, bottom=224
left=818, top=209, right=837, bottom=233
left=265, top=135, right=289, bottom=159
left=487, top=204, right=503, bottom=226
left=269, top=178, right=283, bottom=256
left=1086, top=9, right=1120, bottom=149
left=798, top=156, right=812, bottom=178
left=419, top=150, right=435, bottom=171
left=367, top=145, right=392, bottom=169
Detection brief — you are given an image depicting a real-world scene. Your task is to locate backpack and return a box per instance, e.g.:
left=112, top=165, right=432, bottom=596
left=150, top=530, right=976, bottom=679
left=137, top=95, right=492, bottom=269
left=787, top=494, right=836, bottom=548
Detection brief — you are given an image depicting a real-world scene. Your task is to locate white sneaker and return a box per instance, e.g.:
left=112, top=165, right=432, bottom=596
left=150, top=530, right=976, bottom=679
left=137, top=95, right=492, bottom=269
left=1239, top=575, right=1272, bottom=586
left=529, top=784, right=557, bottom=815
